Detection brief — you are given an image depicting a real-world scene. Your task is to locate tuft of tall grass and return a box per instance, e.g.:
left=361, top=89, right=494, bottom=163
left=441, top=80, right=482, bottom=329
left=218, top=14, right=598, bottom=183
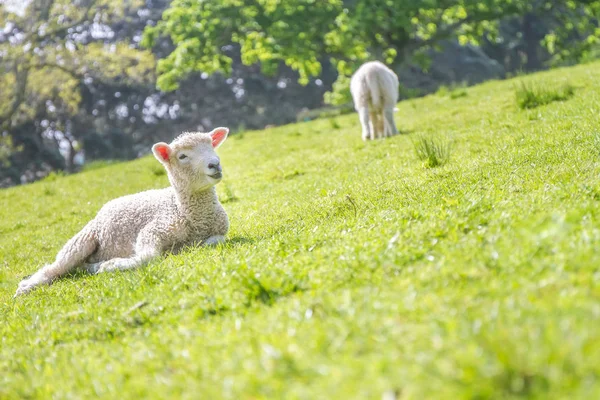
left=515, top=82, right=574, bottom=109
left=592, top=132, right=600, bottom=156
left=412, top=135, right=452, bottom=168
left=329, top=118, right=341, bottom=129
left=436, top=83, right=468, bottom=99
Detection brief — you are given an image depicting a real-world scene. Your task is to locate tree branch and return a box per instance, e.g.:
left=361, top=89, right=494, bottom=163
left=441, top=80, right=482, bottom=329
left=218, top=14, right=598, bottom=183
left=28, top=0, right=98, bottom=43
left=406, top=16, right=474, bottom=54
left=28, top=61, right=152, bottom=91
left=0, top=62, right=30, bottom=131
left=404, top=4, right=528, bottom=58
left=29, top=61, right=86, bottom=80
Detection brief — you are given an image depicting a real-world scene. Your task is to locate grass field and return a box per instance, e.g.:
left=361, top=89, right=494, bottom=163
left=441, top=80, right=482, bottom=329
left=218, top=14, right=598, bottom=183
left=2, top=61, right=600, bottom=399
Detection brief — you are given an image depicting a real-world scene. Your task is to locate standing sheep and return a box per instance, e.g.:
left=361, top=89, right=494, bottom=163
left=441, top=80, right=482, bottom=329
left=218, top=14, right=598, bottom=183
left=15, top=127, right=230, bottom=296
left=350, top=61, right=399, bottom=141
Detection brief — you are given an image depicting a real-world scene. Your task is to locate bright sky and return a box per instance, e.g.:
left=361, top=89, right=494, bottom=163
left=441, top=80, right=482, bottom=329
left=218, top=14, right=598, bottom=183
left=1, top=0, right=31, bottom=17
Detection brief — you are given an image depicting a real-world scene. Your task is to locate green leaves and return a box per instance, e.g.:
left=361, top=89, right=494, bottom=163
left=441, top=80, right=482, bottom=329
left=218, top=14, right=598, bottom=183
left=143, top=0, right=342, bottom=90
left=148, top=0, right=600, bottom=96
left=144, top=0, right=522, bottom=93
left=0, top=0, right=155, bottom=128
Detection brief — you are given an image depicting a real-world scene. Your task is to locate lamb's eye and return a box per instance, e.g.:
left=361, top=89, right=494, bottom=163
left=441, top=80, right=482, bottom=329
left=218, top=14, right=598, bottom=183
left=178, top=154, right=188, bottom=160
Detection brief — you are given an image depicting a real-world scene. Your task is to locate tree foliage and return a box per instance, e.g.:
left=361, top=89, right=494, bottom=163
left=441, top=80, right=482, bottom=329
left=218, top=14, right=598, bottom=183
left=1, top=0, right=155, bottom=124
left=0, top=1, right=155, bottom=168
left=1, top=0, right=337, bottom=186
left=1, top=0, right=599, bottom=186
left=142, top=0, right=341, bottom=90
left=0, top=0, right=157, bottom=183
left=145, top=0, right=600, bottom=103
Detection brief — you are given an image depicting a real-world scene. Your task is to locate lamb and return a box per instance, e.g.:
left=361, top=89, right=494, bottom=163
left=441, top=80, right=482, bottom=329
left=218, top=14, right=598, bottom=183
left=15, top=127, right=230, bottom=296
left=350, top=61, right=399, bottom=141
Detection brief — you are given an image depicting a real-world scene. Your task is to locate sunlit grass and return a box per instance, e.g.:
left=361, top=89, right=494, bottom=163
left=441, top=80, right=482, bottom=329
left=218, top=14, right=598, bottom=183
left=1, top=62, right=599, bottom=399
left=515, top=81, right=575, bottom=109
left=412, top=134, right=452, bottom=168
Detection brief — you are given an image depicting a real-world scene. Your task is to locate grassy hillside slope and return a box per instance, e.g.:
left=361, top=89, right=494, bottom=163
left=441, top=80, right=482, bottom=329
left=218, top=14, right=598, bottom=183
left=2, top=62, right=600, bottom=399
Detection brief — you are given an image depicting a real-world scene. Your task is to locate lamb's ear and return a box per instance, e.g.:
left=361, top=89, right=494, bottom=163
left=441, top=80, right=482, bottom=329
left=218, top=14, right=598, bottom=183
left=152, top=142, right=172, bottom=163
left=209, top=127, right=229, bottom=149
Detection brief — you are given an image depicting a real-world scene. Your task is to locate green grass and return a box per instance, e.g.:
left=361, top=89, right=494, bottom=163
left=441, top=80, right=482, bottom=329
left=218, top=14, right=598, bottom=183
left=2, top=62, right=600, bottom=399
left=436, top=82, right=468, bottom=99
left=412, top=134, right=452, bottom=168
left=515, top=81, right=575, bottom=109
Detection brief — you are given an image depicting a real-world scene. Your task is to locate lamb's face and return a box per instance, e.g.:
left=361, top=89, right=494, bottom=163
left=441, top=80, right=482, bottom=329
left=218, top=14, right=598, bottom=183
left=152, top=127, right=229, bottom=192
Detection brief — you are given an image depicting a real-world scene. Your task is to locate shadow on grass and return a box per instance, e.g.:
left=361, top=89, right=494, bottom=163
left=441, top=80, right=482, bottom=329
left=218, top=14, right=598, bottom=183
left=226, top=235, right=256, bottom=247
left=240, top=274, right=307, bottom=307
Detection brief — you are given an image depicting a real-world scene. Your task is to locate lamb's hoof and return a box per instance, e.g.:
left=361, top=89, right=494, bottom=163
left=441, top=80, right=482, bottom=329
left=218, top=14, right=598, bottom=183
left=14, top=278, right=38, bottom=297
left=91, top=260, right=118, bottom=274
left=84, top=263, right=102, bottom=275
left=203, top=235, right=226, bottom=246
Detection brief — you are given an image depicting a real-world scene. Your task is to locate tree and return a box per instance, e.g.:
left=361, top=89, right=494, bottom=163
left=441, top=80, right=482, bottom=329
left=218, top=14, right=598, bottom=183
left=0, top=0, right=155, bottom=183
left=144, top=0, right=600, bottom=105
left=1, top=0, right=338, bottom=187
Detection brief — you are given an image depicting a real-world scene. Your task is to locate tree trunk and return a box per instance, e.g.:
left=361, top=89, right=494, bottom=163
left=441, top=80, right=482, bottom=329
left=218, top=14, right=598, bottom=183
left=522, top=12, right=542, bottom=71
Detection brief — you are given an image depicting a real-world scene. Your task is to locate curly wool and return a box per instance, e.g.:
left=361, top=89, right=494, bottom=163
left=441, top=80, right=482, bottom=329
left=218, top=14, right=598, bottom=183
left=350, top=61, right=399, bottom=141
left=15, top=128, right=230, bottom=296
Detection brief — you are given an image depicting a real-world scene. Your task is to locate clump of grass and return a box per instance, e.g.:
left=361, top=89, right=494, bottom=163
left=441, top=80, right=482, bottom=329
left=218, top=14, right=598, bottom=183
left=40, top=170, right=66, bottom=182
left=232, top=123, right=247, bottom=140
left=436, top=86, right=450, bottom=97
left=399, top=85, right=422, bottom=100
left=412, top=135, right=452, bottom=168
left=449, top=89, right=468, bottom=99
left=329, top=118, right=341, bottom=129
left=296, top=105, right=354, bottom=122
left=515, top=82, right=574, bottom=109
left=283, top=170, right=304, bottom=180
left=220, top=183, right=239, bottom=203
left=436, top=83, right=468, bottom=99
left=150, top=165, right=166, bottom=176
left=81, top=160, right=118, bottom=172
left=592, top=132, right=600, bottom=156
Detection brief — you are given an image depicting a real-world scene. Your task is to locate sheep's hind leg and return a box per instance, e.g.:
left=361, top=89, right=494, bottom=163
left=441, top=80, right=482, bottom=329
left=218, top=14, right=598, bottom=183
left=369, top=112, right=378, bottom=139
left=358, top=107, right=371, bottom=141
left=384, top=107, right=398, bottom=136
left=375, top=112, right=385, bottom=139
left=15, top=228, right=97, bottom=296
left=369, top=111, right=379, bottom=140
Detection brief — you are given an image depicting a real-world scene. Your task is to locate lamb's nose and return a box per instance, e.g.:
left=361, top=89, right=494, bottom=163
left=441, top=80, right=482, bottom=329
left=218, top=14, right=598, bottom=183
left=208, top=161, right=222, bottom=172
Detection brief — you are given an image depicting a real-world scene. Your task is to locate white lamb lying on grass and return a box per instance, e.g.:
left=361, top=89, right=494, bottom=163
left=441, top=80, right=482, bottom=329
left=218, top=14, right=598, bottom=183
left=15, top=127, right=230, bottom=297
left=350, top=61, right=399, bottom=141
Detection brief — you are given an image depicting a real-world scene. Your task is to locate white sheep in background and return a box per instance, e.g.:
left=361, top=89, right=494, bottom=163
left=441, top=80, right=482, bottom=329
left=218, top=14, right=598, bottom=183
left=350, top=61, right=399, bottom=140
left=15, top=127, right=230, bottom=296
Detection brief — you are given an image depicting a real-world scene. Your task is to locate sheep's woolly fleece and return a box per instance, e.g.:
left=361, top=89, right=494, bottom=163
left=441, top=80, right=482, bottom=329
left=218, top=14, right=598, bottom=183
left=15, top=128, right=230, bottom=296
left=350, top=61, right=399, bottom=140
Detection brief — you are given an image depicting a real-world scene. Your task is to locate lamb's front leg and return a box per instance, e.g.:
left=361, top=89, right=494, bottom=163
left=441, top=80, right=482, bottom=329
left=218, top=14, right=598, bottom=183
left=204, top=235, right=225, bottom=246
left=88, top=234, right=162, bottom=274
